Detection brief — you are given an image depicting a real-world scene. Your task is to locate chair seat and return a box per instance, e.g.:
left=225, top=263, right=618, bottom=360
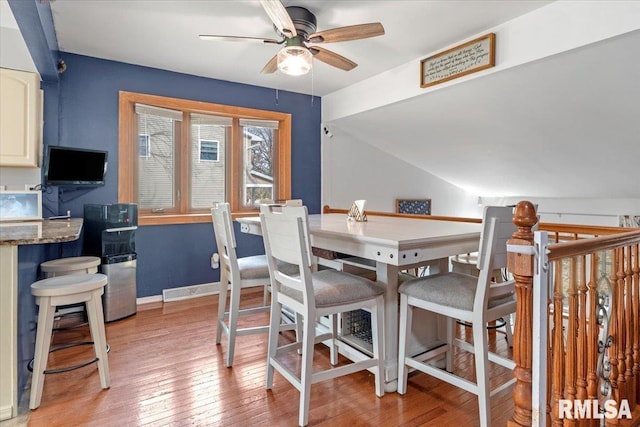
left=281, top=269, right=385, bottom=308
left=31, top=274, right=108, bottom=297
left=399, top=272, right=513, bottom=312
left=237, top=255, right=298, bottom=280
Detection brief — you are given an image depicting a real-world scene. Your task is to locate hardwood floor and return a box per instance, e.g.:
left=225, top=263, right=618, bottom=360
left=7, top=288, right=515, bottom=426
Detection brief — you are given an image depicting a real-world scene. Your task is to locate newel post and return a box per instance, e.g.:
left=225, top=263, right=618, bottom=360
left=507, top=201, right=539, bottom=427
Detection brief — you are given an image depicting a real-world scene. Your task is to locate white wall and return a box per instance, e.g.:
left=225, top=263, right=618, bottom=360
left=482, top=196, right=640, bottom=227
left=321, top=127, right=481, bottom=217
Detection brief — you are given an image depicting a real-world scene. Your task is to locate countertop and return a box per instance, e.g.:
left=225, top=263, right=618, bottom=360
left=0, top=218, right=83, bottom=245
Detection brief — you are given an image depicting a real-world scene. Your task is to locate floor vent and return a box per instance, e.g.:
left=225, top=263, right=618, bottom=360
left=162, top=282, right=220, bottom=302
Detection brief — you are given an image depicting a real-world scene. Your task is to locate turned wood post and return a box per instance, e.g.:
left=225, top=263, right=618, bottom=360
left=507, top=201, right=538, bottom=427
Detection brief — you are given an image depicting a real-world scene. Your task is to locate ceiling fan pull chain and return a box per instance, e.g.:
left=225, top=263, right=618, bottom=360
left=275, top=88, right=279, bottom=105
left=311, top=64, right=315, bottom=105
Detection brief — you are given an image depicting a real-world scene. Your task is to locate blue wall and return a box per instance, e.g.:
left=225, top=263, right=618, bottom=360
left=50, top=53, right=321, bottom=297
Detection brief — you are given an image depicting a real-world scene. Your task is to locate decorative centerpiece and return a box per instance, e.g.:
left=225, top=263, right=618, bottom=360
left=347, top=200, right=367, bottom=222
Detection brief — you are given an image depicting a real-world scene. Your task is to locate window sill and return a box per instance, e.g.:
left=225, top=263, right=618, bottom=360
left=139, top=211, right=260, bottom=226
left=139, top=214, right=211, bottom=226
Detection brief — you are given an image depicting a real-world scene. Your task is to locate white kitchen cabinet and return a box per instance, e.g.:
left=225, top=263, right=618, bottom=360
left=0, top=68, right=42, bottom=168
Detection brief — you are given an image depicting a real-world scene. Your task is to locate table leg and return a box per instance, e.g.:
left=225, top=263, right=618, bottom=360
left=376, top=261, right=399, bottom=392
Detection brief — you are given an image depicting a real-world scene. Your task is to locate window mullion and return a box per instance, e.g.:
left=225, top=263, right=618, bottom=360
left=229, top=118, right=241, bottom=212
left=179, top=113, right=190, bottom=213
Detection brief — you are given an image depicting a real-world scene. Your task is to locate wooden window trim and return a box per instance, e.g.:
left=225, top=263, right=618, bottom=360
left=118, top=91, right=291, bottom=226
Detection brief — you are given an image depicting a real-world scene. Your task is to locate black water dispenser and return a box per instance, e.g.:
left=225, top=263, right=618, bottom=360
left=83, top=203, right=138, bottom=322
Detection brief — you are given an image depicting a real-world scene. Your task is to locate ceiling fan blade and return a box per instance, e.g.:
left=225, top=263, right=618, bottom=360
left=199, top=34, right=280, bottom=44
left=261, top=55, right=278, bottom=74
left=308, top=46, right=357, bottom=71
left=260, top=0, right=297, bottom=37
left=308, top=23, right=384, bottom=44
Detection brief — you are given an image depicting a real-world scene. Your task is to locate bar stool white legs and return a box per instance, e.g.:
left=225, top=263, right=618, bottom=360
left=29, top=273, right=110, bottom=410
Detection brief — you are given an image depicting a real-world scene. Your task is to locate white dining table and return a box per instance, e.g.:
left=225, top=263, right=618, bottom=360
left=237, top=212, right=481, bottom=391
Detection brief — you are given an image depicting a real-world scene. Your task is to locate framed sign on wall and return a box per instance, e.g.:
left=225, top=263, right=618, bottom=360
left=420, top=33, right=495, bottom=88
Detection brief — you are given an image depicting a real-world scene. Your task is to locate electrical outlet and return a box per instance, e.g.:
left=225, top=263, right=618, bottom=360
left=211, top=253, right=219, bottom=269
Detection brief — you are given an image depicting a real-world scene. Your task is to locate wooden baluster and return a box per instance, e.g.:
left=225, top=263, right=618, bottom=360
left=576, top=255, right=588, bottom=427
left=632, top=243, right=640, bottom=405
left=507, top=201, right=537, bottom=427
left=564, top=257, right=578, bottom=427
left=616, top=248, right=628, bottom=412
left=550, top=261, right=565, bottom=427
left=546, top=296, right=553, bottom=427
left=625, top=245, right=636, bottom=411
left=586, top=252, right=599, bottom=427
left=607, top=248, right=622, bottom=424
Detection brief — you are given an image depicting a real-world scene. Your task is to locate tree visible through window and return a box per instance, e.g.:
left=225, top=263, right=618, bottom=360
left=138, top=134, right=150, bottom=157
left=242, top=120, right=276, bottom=207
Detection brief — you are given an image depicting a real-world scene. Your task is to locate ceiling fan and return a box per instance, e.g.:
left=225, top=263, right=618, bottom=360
left=199, top=0, right=385, bottom=76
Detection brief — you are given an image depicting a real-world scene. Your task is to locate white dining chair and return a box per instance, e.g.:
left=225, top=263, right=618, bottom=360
left=211, top=202, right=296, bottom=367
left=397, top=205, right=517, bottom=427
left=260, top=204, right=385, bottom=427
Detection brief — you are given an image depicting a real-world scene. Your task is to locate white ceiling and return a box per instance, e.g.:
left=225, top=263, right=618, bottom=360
left=42, top=1, right=640, bottom=199
left=0, top=0, right=37, bottom=72
left=49, top=0, right=551, bottom=96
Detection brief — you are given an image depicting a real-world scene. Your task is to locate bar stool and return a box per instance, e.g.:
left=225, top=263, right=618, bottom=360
left=41, top=256, right=101, bottom=277
left=29, top=273, right=110, bottom=410
left=40, top=256, right=101, bottom=327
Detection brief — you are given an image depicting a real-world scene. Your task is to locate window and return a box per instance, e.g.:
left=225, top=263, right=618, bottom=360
left=241, top=119, right=277, bottom=207
left=119, top=91, right=291, bottom=225
left=138, top=134, right=150, bottom=157
left=199, top=140, right=219, bottom=162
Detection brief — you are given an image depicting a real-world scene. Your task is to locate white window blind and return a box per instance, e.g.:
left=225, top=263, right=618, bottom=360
left=191, top=113, right=232, bottom=126
left=239, top=118, right=279, bottom=129
left=135, top=104, right=183, bottom=121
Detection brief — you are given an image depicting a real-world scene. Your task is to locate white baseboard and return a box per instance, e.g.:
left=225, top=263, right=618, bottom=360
left=135, top=282, right=223, bottom=306
left=161, top=282, right=221, bottom=302
left=0, top=405, right=14, bottom=422
left=136, top=295, right=163, bottom=306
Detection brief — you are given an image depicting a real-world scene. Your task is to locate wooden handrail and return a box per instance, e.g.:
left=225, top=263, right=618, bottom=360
left=322, top=205, right=482, bottom=223
left=322, top=205, right=639, bottom=236
left=537, top=223, right=631, bottom=236
left=548, top=229, right=640, bottom=261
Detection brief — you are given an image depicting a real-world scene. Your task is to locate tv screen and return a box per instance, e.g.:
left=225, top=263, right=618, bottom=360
left=45, top=146, right=108, bottom=187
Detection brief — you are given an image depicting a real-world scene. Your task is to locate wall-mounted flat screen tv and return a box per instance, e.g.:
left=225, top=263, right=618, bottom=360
left=45, top=146, right=108, bottom=187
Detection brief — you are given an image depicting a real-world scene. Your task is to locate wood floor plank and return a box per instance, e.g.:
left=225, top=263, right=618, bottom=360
left=10, top=289, right=516, bottom=426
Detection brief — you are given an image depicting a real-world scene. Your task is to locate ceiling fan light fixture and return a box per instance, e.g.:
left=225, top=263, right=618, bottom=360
left=277, top=46, right=312, bottom=76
